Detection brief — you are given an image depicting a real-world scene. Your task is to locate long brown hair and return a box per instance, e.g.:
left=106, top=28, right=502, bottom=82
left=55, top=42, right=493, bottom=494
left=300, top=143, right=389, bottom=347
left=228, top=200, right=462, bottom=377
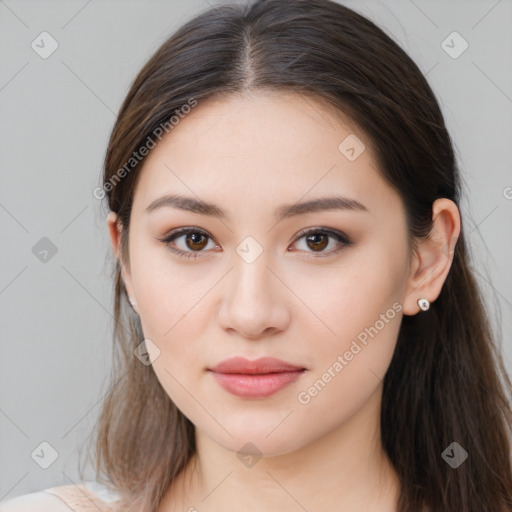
left=83, top=1, right=512, bottom=510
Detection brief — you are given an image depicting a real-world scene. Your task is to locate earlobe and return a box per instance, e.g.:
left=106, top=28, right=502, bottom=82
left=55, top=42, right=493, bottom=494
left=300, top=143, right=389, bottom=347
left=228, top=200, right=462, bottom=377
left=106, top=211, right=137, bottom=312
left=403, top=198, right=461, bottom=316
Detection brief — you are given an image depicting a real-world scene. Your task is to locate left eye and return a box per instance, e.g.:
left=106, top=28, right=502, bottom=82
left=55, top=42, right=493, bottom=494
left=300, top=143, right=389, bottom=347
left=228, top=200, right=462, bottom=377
left=157, top=227, right=351, bottom=259
left=292, top=228, right=351, bottom=256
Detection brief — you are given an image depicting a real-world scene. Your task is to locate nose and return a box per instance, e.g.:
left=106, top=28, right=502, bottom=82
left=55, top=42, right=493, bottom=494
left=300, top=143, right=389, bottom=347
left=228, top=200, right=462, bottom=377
left=216, top=254, right=290, bottom=340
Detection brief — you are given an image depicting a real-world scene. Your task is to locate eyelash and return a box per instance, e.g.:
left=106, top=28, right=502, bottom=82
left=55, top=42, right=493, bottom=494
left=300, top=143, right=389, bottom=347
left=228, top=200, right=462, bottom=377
left=157, top=227, right=352, bottom=260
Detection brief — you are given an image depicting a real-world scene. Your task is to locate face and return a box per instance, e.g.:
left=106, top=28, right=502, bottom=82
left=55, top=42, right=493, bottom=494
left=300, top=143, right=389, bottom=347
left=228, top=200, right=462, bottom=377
left=110, top=91, right=414, bottom=457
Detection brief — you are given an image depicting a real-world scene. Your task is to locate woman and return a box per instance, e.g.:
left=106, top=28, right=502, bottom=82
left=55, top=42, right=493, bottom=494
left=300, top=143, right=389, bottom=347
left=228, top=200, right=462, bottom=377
left=2, top=0, right=511, bottom=511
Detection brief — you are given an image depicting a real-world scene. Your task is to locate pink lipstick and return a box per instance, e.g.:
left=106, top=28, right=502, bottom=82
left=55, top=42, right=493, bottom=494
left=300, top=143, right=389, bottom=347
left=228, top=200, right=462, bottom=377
left=208, top=357, right=306, bottom=398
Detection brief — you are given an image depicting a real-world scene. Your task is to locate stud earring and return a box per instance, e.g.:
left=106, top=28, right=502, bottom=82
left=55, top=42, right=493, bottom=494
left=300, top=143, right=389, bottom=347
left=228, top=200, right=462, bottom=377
left=417, top=298, right=430, bottom=311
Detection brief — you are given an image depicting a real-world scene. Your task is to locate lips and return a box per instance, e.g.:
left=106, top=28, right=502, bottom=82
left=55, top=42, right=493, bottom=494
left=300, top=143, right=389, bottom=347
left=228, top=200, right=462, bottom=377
left=208, top=357, right=306, bottom=398
left=209, top=356, right=305, bottom=374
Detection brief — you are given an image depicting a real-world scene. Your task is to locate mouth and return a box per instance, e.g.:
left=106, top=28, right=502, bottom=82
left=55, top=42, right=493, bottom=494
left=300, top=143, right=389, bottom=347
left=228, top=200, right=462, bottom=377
left=208, top=357, right=306, bottom=398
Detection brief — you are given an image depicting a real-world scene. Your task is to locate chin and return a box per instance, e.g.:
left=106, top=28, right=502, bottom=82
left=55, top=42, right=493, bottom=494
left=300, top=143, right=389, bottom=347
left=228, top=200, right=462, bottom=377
left=208, top=426, right=309, bottom=460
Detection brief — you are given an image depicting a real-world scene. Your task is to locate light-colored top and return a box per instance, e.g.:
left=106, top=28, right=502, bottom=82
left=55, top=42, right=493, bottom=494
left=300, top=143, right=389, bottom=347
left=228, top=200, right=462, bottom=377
left=0, top=480, right=121, bottom=512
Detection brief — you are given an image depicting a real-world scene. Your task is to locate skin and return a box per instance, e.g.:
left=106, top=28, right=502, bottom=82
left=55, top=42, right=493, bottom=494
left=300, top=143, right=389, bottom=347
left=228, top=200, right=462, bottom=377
left=107, top=90, right=460, bottom=512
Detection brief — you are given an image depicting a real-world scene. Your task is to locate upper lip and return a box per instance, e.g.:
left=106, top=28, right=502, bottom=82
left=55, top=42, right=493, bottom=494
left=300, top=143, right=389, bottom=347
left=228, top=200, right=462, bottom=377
left=209, top=357, right=305, bottom=374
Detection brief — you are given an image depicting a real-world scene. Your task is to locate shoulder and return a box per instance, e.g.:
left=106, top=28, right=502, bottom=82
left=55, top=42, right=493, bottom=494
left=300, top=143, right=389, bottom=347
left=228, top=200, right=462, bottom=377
left=0, top=481, right=121, bottom=512
left=0, top=490, right=73, bottom=511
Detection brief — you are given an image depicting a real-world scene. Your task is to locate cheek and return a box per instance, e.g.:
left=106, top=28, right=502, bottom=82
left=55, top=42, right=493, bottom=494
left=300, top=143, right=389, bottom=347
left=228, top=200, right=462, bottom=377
left=296, top=245, right=406, bottom=400
left=294, top=297, right=403, bottom=436
left=130, top=241, right=211, bottom=336
left=290, top=247, right=406, bottom=347
left=129, top=246, right=219, bottom=388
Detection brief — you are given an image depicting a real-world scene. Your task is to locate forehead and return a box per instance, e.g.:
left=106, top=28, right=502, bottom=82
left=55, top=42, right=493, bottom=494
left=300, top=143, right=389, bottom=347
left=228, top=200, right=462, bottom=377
left=131, top=91, right=401, bottom=219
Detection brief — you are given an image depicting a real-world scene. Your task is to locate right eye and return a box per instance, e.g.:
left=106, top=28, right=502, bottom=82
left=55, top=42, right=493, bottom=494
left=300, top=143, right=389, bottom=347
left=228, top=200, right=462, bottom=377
left=157, top=227, right=218, bottom=259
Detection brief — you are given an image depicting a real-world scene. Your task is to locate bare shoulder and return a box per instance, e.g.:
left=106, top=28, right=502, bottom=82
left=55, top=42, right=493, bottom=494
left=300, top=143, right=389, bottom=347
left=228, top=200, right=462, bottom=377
left=0, top=490, right=73, bottom=511
left=0, top=481, right=121, bottom=512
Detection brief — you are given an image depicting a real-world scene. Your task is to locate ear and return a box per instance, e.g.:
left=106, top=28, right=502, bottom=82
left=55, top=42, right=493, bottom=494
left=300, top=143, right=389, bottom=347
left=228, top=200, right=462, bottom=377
left=106, top=211, right=137, bottom=313
left=403, top=198, right=461, bottom=315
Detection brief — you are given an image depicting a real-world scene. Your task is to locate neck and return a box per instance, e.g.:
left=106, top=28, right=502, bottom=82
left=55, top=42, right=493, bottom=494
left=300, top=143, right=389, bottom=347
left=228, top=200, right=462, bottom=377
left=162, top=383, right=400, bottom=512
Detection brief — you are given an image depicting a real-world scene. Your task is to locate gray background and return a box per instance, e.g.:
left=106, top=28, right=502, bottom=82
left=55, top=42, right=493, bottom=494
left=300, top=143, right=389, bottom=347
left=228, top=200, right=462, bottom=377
left=1, top=0, right=511, bottom=500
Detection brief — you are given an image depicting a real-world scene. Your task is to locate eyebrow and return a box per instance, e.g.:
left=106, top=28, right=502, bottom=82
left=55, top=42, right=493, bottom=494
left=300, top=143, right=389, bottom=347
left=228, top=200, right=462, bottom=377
left=144, top=193, right=368, bottom=221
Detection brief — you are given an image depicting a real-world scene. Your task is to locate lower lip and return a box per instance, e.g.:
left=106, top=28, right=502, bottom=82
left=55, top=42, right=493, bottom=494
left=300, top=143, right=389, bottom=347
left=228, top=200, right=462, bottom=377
left=209, top=370, right=305, bottom=398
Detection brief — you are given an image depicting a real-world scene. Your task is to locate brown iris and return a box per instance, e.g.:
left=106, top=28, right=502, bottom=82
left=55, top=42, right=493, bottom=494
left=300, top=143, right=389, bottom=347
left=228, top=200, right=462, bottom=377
left=185, top=232, right=209, bottom=251
left=305, top=233, right=329, bottom=252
